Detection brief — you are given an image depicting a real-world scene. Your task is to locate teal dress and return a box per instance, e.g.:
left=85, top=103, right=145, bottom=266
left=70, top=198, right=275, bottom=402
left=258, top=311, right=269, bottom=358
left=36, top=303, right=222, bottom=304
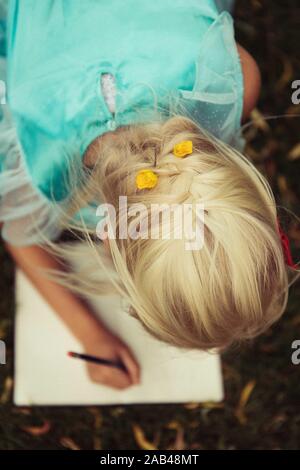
left=0, top=0, right=244, bottom=245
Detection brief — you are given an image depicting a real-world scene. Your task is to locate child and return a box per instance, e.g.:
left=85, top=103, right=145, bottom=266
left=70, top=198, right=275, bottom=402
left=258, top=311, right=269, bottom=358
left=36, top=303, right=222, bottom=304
left=0, top=0, right=295, bottom=390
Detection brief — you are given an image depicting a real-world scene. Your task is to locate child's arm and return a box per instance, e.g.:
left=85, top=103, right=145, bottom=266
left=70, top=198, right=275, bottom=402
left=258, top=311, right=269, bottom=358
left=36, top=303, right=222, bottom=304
left=4, top=240, right=140, bottom=389
left=236, top=43, right=262, bottom=122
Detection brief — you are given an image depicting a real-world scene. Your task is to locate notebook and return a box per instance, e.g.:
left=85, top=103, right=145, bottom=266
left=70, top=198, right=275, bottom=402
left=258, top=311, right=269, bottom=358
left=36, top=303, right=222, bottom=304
left=14, top=245, right=223, bottom=406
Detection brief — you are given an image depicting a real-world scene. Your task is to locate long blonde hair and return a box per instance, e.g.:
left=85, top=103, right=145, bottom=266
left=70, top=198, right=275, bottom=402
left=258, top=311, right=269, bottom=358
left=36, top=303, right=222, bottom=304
left=48, top=114, right=297, bottom=351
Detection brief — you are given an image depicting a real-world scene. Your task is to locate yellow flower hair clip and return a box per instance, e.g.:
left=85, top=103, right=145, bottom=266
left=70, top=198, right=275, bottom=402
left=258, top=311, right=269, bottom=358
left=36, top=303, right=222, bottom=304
left=136, top=169, right=158, bottom=190
left=135, top=140, right=193, bottom=190
left=173, top=140, right=193, bottom=158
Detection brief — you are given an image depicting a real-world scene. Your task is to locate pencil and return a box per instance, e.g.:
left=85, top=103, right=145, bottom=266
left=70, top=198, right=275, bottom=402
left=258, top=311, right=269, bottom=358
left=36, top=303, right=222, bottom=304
left=67, top=351, right=127, bottom=372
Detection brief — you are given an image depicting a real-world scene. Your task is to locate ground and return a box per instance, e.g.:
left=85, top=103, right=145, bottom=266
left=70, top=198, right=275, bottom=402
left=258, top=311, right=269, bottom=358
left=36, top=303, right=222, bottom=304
left=0, top=0, right=300, bottom=450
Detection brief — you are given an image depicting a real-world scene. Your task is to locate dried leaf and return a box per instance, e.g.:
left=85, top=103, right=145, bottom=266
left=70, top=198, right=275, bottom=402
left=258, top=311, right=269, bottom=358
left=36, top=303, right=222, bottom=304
left=12, top=407, right=31, bottom=415
left=184, top=402, right=201, bottom=410
left=88, top=407, right=102, bottom=450
left=0, top=376, right=13, bottom=404
left=21, top=420, right=51, bottom=436
left=167, top=428, right=186, bottom=451
left=276, top=175, right=297, bottom=203
left=277, top=174, right=288, bottom=194
left=250, top=108, right=271, bottom=132
left=275, top=54, right=294, bottom=91
left=184, top=401, right=224, bottom=411
left=244, top=125, right=259, bottom=142
left=166, top=420, right=181, bottom=430
left=60, top=437, right=81, bottom=450
left=0, top=321, right=7, bottom=338
left=251, top=0, right=262, bottom=11
left=288, top=143, right=300, bottom=161
left=201, top=401, right=224, bottom=409
left=239, top=380, right=256, bottom=408
left=132, top=424, right=158, bottom=450
left=244, top=146, right=261, bottom=162
left=235, top=380, right=256, bottom=425
left=110, top=407, right=125, bottom=417
left=165, top=421, right=186, bottom=450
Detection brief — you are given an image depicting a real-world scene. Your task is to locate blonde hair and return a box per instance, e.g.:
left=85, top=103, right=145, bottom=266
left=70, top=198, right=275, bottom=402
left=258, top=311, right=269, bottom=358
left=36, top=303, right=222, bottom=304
left=50, top=114, right=297, bottom=351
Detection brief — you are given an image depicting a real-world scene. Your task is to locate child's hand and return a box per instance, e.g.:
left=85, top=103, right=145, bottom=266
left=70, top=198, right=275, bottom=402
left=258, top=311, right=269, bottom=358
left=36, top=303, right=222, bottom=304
left=4, top=241, right=140, bottom=390
left=82, top=327, right=141, bottom=390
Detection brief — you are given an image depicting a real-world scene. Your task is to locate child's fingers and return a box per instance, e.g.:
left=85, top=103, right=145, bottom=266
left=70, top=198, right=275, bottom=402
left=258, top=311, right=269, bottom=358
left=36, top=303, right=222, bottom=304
left=88, top=364, right=132, bottom=389
left=102, top=368, right=132, bottom=390
left=118, top=347, right=141, bottom=385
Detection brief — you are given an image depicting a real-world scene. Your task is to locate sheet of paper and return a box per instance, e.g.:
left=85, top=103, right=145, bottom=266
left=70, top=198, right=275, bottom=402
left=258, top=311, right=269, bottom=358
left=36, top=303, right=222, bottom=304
left=14, top=249, right=223, bottom=406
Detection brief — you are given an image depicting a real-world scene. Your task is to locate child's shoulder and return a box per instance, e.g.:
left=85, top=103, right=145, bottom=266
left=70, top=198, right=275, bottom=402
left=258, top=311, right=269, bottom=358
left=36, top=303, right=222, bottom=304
left=0, top=0, right=245, bottom=245
left=236, top=44, right=261, bottom=121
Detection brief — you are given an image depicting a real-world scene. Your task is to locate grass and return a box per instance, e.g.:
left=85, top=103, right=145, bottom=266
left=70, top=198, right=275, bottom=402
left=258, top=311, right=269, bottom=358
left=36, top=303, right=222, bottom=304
left=0, top=0, right=300, bottom=450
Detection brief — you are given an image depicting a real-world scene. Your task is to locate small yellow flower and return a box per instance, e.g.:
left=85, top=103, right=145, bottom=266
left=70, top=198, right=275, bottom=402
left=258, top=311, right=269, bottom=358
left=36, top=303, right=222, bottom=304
left=136, top=169, right=158, bottom=190
left=173, top=140, right=193, bottom=158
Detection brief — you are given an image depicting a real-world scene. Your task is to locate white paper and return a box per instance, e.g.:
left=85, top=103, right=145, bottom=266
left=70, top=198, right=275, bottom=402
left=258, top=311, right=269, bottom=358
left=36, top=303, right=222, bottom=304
left=14, top=251, right=223, bottom=406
